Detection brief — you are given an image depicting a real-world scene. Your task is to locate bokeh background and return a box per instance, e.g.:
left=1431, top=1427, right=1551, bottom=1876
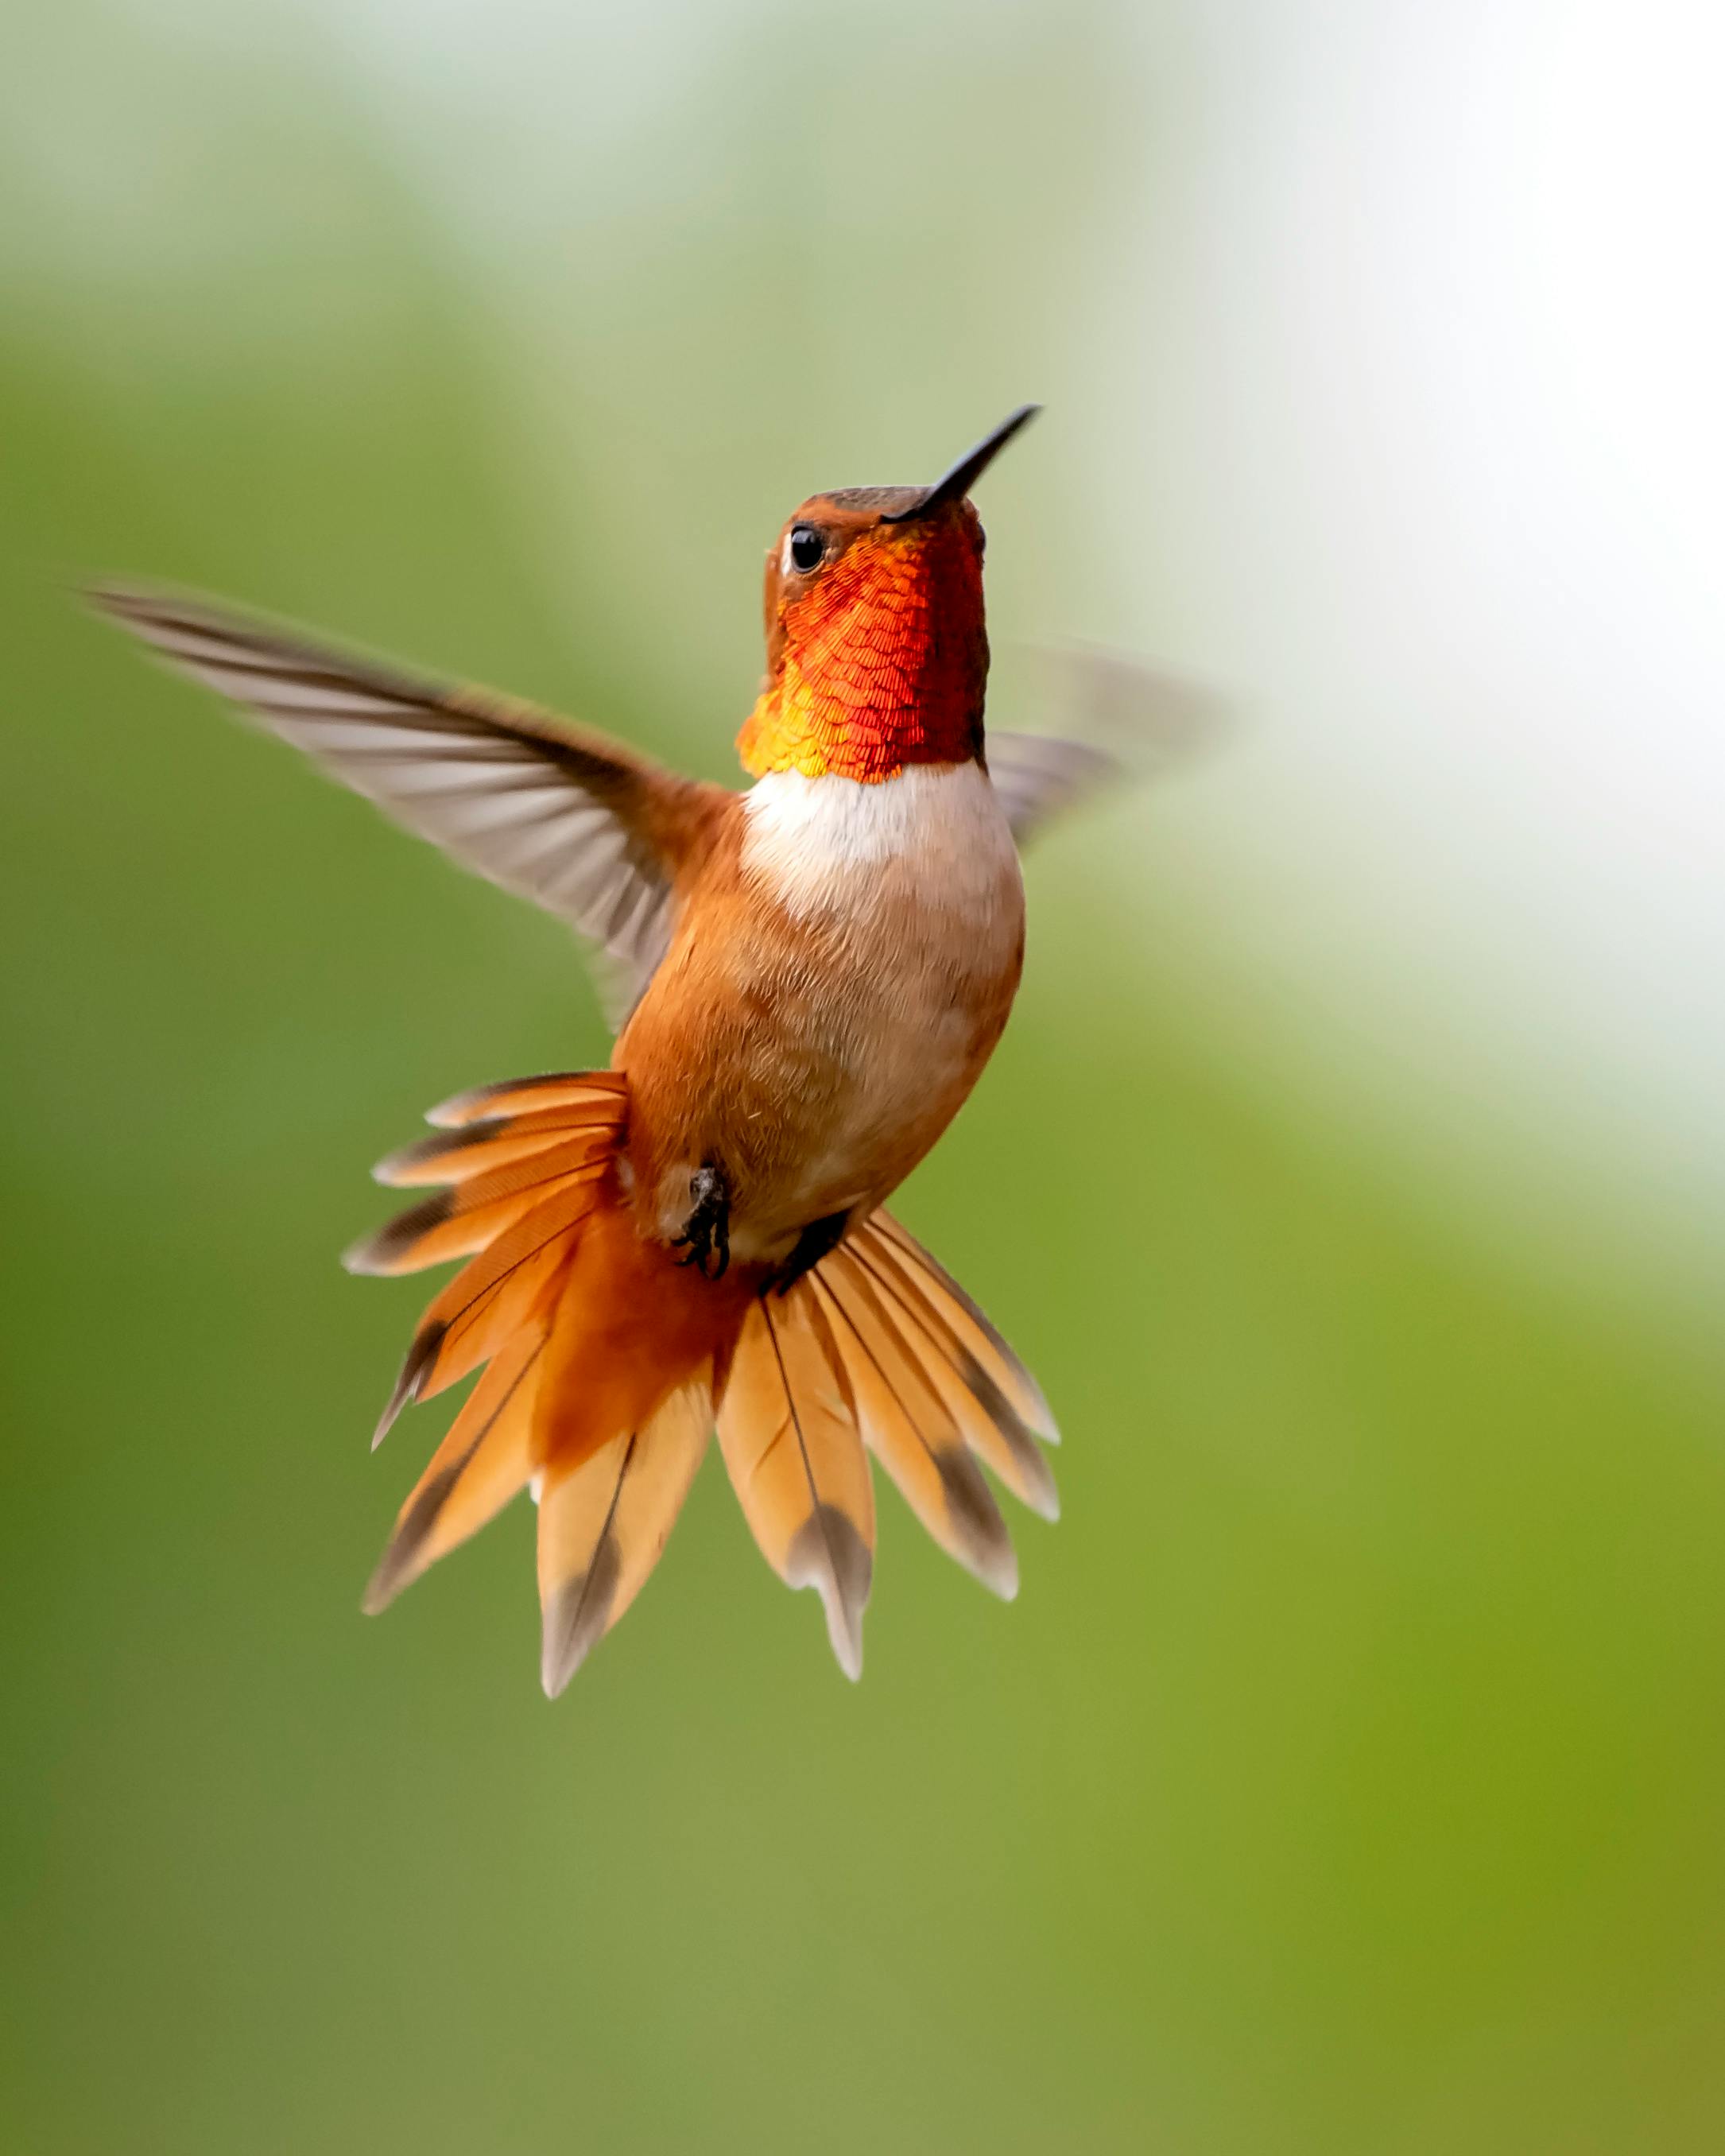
left=6, top=2, right=1724, bottom=2150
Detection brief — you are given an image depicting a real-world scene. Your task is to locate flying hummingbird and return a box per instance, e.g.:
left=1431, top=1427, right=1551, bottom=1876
left=92, top=405, right=1137, bottom=1692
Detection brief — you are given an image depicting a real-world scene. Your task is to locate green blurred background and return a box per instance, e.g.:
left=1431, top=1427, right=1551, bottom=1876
left=6, top=3, right=1725, bottom=2150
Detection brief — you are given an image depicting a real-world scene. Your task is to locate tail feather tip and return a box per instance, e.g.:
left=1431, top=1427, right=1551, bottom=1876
left=540, top=1547, right=625, bottom=1697
left=824, top=1605, right=865, bottom=1683
left=976, top=1539, right=1021, bottom=1602
left=359, top=1562, right=399, bottom=1618
left=787, top=1504, right=871, bottom=1682
left=540, top=1594, right=605, bottom=1698
left=371, top=1320, right=445, bottom=1449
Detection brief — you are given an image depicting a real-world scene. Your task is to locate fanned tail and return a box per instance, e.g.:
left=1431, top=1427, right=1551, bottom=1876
left=353, top=1081, right=1058, bottom=1689
left=713, top=1212, right=1058, bottom=1681
left=355, top=1071, right=748, bottom=1692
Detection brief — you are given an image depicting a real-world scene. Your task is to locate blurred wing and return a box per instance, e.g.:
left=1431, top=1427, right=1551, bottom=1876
left=987, top=648, right=1231, bottom=847
left=985, top=732, right=1121, bottom=845
left=88, top=582, right=716, bottom=1006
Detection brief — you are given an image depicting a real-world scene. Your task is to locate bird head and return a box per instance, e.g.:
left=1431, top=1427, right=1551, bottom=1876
left=738, top=406, right=1039, bottom=782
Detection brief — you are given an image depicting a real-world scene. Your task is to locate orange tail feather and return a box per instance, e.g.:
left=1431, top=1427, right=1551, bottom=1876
left=355, top=1073, right=1059, bottom=1688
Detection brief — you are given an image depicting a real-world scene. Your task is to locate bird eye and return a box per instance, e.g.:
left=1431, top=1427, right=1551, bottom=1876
left=785, top=525, right=825, bottom=575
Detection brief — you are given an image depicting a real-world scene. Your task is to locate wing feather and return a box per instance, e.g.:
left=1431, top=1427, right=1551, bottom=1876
left=987, top=650, right=1228, bottom=845
left=88, top=582, right=722, bottom=1010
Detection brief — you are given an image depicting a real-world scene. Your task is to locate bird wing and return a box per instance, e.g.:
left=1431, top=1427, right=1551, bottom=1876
left=88, top=583, right=722, bottom=1010
left=984, top=731, right=1122, bottom=846
left=986, top=649, right=1229, bottom=847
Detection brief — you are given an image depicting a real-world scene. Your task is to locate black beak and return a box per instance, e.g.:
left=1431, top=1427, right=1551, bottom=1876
left=881, top=404, right=1041, bottom=522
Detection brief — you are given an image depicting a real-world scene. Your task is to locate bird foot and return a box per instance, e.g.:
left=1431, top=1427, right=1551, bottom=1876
left=672, top=1164, right=731, bottom=1280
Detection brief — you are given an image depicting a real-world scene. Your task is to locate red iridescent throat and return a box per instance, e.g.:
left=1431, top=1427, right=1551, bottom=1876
left=737, top=525, right=987, bottom=782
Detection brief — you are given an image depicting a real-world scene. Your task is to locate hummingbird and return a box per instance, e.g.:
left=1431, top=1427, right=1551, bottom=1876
left=92, top=405, right=1130, bottom=1691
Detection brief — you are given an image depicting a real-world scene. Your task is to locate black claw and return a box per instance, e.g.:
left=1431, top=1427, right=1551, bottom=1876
left=672, top=1163, right=731, bottom=1280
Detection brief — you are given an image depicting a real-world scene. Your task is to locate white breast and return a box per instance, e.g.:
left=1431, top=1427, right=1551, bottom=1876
left=740, top=760, right=1019, bottom=933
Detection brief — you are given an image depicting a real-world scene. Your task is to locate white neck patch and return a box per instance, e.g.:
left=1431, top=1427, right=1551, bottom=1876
left=741, top=761, right=1015, bottom=921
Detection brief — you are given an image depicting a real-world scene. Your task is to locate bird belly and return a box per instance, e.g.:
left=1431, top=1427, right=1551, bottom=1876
left=618, top=761, right=1025, bottom=1264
